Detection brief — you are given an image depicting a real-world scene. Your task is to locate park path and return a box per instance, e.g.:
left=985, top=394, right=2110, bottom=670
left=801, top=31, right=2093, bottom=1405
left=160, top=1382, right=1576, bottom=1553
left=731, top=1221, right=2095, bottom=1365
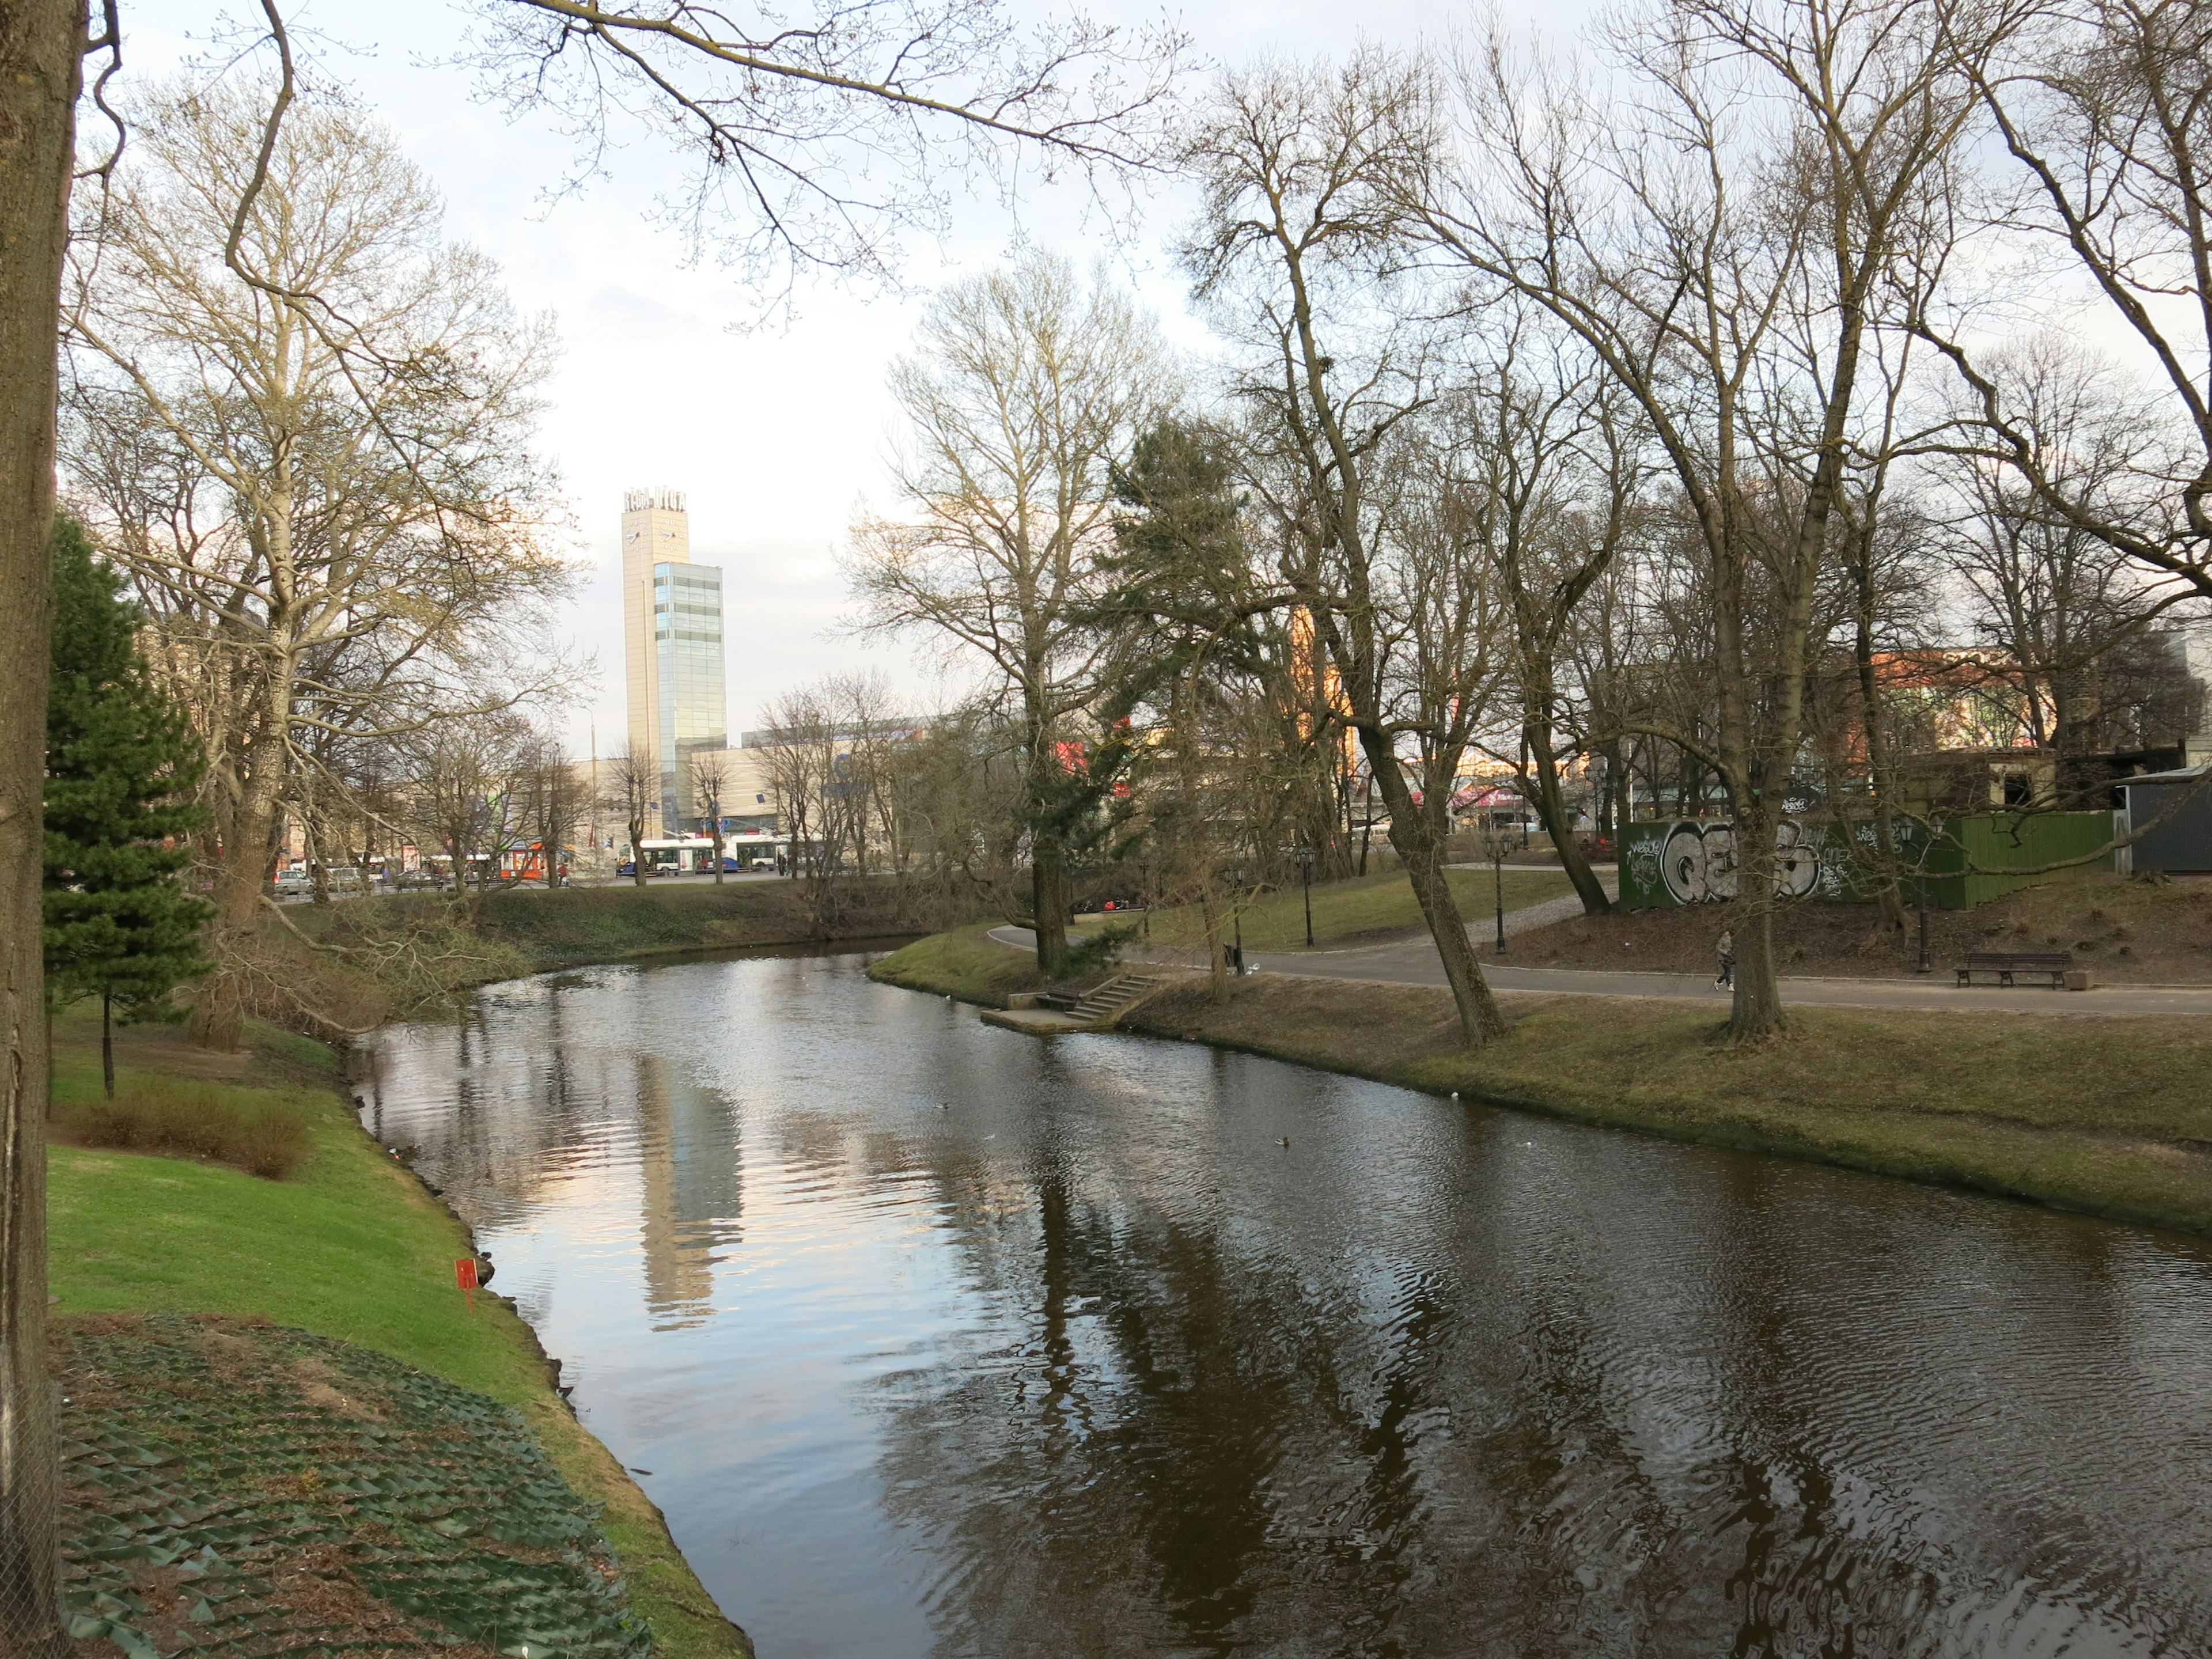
left=987, top=884, right=2212, bottom=1018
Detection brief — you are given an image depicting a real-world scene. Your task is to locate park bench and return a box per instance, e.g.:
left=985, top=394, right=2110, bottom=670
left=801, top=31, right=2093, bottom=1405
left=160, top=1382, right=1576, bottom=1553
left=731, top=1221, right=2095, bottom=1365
left=1954, top=950, right=2074, bottom=988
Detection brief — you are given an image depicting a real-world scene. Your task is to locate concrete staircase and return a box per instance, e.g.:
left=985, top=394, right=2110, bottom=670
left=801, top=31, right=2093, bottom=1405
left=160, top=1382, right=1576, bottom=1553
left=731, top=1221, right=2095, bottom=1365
left=982, top=971, right=1175, bottom=1035
left=1066, top=973, right=1166, bottom=1029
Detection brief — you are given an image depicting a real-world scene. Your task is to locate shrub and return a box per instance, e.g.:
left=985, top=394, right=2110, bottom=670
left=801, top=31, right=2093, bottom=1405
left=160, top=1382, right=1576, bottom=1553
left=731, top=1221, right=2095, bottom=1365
left=59, top=1080, right=312, bottom=1180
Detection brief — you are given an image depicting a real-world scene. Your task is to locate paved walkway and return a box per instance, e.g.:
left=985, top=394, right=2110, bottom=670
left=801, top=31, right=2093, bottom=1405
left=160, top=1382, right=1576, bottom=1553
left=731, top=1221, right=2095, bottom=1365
left=990, top=897, right=2212, bottom=1018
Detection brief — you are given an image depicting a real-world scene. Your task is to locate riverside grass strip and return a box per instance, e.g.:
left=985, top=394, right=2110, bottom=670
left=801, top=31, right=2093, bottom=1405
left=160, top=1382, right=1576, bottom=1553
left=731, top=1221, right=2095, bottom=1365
left=58, top=1313, right=653, bottom=1658
left=45, top=1001, right=751, bottom=1659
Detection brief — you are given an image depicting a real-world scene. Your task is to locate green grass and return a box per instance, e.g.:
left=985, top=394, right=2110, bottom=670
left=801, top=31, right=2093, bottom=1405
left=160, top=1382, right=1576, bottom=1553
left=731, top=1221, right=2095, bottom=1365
left=870, top=922, right=1048, bottom=1003
left=1123, top=975, right=2212, bottom=1237
left=46, top=1006, right=748, bottom=1658
left=1128, top=866, right=1577, bottom=952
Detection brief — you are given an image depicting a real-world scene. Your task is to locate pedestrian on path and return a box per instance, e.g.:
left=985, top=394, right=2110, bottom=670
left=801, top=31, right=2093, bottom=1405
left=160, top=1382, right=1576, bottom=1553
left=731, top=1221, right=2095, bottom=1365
left=1714, top=928, right=1735, bottom=991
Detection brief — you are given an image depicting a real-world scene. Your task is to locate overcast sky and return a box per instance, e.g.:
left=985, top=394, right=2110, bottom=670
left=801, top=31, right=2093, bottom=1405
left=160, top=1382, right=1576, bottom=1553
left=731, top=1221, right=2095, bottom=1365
left=123, top=0, right=1593, bottom=754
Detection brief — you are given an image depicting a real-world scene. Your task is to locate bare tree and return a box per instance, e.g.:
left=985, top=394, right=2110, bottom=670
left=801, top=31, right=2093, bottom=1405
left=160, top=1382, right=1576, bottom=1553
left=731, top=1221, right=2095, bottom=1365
left=1447, top=335, right=1650, bottom=917
left=760, top=683, right=859, bottom=927
left=1183, top=54, right=1514, bottom=1044
left=479, top=0, right=1187, bottom=302
left=1922, top=0, right=2212, bottom=605
left=688, top=748, right=732, bottom=884
left=1412, top=0, right=2017, bottom=1036
left=63, top=78, right=576, bottom=1048
left=512, top=731, right=587, bottom=888
left=851, top=253, right=1172, bottom=971
left=603, top=748, right=657, bottom=887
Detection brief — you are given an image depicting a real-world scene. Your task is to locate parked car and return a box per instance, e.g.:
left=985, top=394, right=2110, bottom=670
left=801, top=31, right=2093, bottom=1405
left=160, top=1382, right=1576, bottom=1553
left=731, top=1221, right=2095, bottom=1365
left=272, top=870, right=313, bottom=896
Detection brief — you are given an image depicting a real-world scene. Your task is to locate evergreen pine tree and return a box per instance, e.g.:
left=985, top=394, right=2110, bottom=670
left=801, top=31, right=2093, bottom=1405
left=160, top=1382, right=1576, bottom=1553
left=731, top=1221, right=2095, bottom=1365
left=43, top=516, right=211, bottom=1094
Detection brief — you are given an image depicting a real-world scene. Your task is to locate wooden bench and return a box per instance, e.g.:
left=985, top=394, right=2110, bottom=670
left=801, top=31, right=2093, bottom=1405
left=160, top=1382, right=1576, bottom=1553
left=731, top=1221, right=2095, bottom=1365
left=1955, top=951, right=2073, bottom=988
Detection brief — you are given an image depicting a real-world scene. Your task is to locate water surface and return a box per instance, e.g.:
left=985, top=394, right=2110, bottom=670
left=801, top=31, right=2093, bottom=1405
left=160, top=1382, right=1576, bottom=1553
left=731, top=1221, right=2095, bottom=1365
left=357, top=951, right=2212, bottom=1658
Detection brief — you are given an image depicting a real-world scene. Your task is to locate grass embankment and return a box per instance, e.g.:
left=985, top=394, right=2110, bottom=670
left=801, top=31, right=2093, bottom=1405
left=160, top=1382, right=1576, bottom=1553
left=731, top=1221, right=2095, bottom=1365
left=869, top=922, right=1051, bottom=1005
left=1127, top=977, right=2212, bottom=1235
left=1125, top=866, right=1577, bottom=952
left=47, top=1005, right=748, bottom=1658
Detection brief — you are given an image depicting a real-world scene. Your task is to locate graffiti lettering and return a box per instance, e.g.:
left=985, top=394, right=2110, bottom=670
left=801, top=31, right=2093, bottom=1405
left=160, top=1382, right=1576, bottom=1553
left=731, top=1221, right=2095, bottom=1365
left=1653, top=820, right=1821, bottom=905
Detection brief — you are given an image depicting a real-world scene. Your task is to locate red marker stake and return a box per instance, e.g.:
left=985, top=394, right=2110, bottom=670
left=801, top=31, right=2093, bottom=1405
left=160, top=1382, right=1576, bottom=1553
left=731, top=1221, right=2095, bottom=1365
left=454, top=1257, right=478, bottom=1311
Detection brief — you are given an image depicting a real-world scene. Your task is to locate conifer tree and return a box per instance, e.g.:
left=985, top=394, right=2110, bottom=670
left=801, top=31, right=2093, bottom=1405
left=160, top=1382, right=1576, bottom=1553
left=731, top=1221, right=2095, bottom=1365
left=43, top=517, right=210, bottom=1095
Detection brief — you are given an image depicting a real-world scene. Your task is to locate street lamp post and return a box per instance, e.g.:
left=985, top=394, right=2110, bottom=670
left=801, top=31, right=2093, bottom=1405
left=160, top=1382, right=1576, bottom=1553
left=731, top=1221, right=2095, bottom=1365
left=1225, top=866, right=1246, bottom=975
left=1493, top=836, right=1508, bottom=955
left=1295, top=846, right=1316, bottom=948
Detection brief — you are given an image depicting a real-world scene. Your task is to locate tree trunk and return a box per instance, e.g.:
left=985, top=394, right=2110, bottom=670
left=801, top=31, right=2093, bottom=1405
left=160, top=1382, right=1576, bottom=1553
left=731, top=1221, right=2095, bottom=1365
left=1200, top=886, right=1229, bottom=999
left=0, top=6, right=84, bottom=1650
left=191, top=743, right=283, bottom=1051
left=1851, top=582, right=1909, bottom=934
left=1031, top=832, right=1069, bottom=974
left=1727, top=797, right=1789, bottom=1039
left=1525, top=717, right=1610, bottom=916
left=101, top=993, right=114, bottom=1100
left=1360, top=733, right=1506, bottom=1045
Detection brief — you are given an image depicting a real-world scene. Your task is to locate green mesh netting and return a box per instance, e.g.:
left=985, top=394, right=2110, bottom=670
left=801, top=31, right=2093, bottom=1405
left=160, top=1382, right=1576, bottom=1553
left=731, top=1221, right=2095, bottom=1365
left=57, top=1315, right=654, bottom=1659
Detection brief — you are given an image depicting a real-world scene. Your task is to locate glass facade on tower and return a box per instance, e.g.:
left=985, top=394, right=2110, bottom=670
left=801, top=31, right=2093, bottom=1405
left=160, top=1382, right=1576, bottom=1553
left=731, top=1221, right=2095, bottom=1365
left=652, top=561, right=726, bottom=828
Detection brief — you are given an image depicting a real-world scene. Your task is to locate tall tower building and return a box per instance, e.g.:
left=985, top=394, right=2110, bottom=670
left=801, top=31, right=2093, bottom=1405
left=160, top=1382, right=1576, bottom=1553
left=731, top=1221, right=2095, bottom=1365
left=621, top=488, right=727, bottom=833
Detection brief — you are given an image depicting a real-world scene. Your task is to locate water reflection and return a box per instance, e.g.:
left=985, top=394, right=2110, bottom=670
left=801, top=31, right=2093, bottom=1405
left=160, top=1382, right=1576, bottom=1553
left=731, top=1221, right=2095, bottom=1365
left=358, top=953, right=2212, bottom=1658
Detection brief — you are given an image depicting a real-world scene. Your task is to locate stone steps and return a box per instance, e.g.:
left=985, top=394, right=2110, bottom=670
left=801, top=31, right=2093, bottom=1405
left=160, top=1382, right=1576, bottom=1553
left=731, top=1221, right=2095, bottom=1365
left=1067, top=973, right=1164, bottom=1025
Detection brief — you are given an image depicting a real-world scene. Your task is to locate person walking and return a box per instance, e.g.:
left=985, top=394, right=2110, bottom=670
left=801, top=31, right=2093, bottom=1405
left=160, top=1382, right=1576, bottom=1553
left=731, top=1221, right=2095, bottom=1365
left=1714, top=928, right=1735, bottom=991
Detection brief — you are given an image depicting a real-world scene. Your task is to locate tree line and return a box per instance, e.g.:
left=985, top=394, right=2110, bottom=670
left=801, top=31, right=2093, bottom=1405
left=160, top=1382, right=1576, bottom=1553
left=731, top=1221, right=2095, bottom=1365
left=839, top=2, right=2212, bottom=1048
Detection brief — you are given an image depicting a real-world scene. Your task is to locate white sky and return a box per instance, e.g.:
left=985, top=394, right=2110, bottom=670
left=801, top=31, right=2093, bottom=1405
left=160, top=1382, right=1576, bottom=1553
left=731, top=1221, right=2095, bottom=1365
left=118, top=0, right=1578, bottom=755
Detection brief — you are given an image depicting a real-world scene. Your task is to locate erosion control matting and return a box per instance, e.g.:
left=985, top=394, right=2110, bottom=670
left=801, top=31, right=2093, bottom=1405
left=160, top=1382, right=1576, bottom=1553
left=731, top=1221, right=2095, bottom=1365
left=58, top=1313, right=653, bottom=1658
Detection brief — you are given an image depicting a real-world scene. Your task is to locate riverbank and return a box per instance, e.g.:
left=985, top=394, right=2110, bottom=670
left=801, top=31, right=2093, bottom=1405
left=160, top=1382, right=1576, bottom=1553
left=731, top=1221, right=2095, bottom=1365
left=251, top=881, right=934, bottom=1037
left=869, top=935, right=2212, bottom=1237
left=47, top=1002, right=750, bottom=1657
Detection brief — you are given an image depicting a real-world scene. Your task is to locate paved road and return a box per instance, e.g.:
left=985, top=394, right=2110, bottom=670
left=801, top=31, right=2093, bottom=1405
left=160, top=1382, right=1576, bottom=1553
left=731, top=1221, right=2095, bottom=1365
left=991, top=906, right=2212, bottom=1019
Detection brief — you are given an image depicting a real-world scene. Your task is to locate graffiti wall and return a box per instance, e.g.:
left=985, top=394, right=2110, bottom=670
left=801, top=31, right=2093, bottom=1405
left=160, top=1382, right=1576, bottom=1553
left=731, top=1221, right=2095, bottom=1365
left=1618, top=812, right=2116, bottom=910
left=1620, top=819, right=1832, bottom=908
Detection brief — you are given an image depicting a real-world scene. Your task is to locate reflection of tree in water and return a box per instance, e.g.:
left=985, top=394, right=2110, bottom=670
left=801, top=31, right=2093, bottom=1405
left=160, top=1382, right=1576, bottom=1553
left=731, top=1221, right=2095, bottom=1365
left=865, top=1126, right=1497, bottom=1658
left=631, top=1051, right=742, bottom=1331
left=859, top=1118, right=2178, bottom=1659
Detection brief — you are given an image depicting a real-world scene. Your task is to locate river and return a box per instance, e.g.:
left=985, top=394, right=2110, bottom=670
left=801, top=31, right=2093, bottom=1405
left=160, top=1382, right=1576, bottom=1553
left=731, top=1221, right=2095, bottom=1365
left=354, top=948, right=2212, bottom=1658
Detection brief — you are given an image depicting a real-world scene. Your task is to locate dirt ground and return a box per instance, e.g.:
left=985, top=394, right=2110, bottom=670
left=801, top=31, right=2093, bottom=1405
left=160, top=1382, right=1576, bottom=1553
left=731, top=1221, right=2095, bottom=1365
left=1509, top=871, right=2212, bottom=982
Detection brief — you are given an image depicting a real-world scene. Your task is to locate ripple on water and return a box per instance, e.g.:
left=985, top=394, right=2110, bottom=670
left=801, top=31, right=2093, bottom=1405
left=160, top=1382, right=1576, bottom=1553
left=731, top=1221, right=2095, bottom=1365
left=357, top=950, right=2212, bottom=1659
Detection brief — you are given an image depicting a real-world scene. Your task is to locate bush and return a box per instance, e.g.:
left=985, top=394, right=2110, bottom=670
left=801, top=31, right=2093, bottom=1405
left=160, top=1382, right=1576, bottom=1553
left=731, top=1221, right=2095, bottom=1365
left=59, top=1081, right=312, bottom=1180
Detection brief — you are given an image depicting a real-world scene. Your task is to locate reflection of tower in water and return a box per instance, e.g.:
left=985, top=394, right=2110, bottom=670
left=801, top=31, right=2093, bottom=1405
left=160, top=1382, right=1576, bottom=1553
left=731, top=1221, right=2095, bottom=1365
left=631, top=1054, right=743, bottom=1332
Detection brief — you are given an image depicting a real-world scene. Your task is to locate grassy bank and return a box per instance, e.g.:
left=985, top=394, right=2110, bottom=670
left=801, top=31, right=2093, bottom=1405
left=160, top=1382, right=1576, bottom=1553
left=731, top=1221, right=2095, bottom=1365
left=47, top=1004, right=749, bottom=1657
left=869, top=922, right=1050, bottom=1004
left=877, top=930, right=2212, bottom=1237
